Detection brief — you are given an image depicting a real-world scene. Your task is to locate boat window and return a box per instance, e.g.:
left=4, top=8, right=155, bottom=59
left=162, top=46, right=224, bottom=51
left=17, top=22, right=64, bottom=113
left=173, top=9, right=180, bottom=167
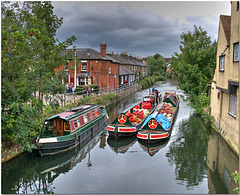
left=95, top=109, right=99, bottom=116
left=88, top=112, right=92, bottom=121
left=92, top=110, right=96, bottom=119
left=64, top=122, right=70, bottom=131
left=73, top=119, right=80, bottom=128
left=83, top=114, right=88, bottom=123
left=53, top=120, right=57, bottom=127
left=48, top=121, right=53, bottom=131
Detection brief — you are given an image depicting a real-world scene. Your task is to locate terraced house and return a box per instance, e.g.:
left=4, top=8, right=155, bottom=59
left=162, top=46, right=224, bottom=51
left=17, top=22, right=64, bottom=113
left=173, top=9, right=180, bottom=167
left=210, top=1, right=239, bottom=154
left=55, top=43, right=147, bottom=89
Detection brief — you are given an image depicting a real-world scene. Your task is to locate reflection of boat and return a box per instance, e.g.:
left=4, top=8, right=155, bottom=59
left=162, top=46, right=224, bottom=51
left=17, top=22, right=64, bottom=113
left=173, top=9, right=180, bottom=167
left=36, top=104, right=108, bottom=156
left=1, top=126, right=106, bottom=194
left=40, top=127, right=104, bottom=174
left=107, top=136, right=137, bottom=154
left=137, top=92, right=179, bottom=143
left=107, top=90, right=162, bottom=139
left=138, top=139, right=169, bottom=156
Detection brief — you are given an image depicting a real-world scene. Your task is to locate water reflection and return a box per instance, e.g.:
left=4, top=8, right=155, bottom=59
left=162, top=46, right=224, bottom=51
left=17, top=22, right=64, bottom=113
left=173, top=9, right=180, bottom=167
left=1, top=126, right=106, bottom=194
left=166, top=114, right=210, bottom=190
left=107, top=136, right=137, bottom=154
left=138, top=139, right=169, bottom=156
left=207, top=131, right=239, bottom=194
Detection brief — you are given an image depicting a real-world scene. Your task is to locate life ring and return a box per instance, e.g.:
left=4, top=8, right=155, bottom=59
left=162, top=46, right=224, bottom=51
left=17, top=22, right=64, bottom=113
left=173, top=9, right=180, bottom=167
left=118, top=114, right=127, bottom=123
left=148, top=119, right=158, bottom=129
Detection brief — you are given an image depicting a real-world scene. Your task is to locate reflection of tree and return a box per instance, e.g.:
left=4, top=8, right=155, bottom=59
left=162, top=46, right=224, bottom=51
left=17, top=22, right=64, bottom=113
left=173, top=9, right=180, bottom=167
left=166, top=114, right=210, bottom=189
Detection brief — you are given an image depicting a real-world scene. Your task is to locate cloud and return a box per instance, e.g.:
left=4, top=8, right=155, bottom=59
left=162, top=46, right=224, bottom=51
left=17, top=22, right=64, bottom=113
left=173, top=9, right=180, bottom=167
left=52, top=1, right=230, bottom=57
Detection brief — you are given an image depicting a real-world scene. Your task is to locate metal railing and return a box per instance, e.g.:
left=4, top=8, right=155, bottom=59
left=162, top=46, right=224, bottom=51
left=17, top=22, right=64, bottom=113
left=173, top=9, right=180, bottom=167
left=44, top=82, right=138, bottom=107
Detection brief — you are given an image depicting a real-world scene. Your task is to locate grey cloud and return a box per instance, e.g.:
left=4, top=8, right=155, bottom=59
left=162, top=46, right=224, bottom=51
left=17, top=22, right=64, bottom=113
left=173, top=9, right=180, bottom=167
left=53, top=1, right=223, bottom=57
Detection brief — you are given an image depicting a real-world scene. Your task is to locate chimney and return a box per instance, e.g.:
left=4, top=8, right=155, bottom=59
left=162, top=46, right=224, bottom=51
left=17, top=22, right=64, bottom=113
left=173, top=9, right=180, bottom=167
left=121, top=51, right=128, bottom=59
left=129, top=53, right=133, bottom=60
left=100, top=42, right=107, bottom=58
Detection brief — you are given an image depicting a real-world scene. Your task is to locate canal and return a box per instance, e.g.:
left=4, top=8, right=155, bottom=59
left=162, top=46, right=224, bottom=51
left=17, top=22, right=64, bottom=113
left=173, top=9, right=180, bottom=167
left=1, top=81, right=239, bottom=194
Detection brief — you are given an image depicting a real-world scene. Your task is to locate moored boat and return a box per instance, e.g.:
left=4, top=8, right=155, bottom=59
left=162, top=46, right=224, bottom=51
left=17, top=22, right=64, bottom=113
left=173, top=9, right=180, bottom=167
left=36, top=104, right=108, bottom=156
left=107, top=89, right=162, bottom=139
left=137, top=92, right=180, bottom=143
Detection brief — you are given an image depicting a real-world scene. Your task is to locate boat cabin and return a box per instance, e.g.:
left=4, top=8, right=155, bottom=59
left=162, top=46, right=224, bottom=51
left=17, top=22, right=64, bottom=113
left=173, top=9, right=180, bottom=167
left=42, top=104, right=102, bottom=138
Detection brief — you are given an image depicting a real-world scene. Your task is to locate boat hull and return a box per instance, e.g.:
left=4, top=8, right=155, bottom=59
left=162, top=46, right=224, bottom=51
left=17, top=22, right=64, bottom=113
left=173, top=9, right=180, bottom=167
left=107, top=125, right=138, bottom=139
left=37, top=115, right=108, bottom=156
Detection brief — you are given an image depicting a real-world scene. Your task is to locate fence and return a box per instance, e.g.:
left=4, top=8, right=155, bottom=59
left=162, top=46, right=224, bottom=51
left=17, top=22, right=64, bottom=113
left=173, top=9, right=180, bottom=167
left=43, top=82, right=138, bottom=107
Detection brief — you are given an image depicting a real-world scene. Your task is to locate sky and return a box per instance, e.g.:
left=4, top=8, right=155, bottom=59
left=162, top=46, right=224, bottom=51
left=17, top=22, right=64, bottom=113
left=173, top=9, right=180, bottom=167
left=52, top=1, right=231, bottom=58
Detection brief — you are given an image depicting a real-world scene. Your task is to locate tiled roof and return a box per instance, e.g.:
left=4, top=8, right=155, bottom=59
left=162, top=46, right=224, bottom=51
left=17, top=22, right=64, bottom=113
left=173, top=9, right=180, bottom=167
left=119, top=67, right=134, bottom=75
left=61, top=49, right=105, bottom=60
left=107, top=54, right=129, bottom=65
left=220, top=15, right=231, bottom=45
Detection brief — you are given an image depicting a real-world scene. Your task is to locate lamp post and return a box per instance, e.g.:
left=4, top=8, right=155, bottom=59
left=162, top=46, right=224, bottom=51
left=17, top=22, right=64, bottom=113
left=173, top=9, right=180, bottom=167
left=87, top=49, right=91, bottom=85
left=74, top=51, right=77, bottom=89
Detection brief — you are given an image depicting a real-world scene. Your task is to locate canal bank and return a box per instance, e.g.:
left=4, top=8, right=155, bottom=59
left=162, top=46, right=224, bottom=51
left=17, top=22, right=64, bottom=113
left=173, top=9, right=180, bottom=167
left=1, top=84, right=142, bottom=163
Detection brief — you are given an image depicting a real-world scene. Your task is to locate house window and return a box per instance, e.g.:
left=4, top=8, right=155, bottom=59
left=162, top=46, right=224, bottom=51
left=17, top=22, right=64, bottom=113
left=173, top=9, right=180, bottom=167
left=219, top=55, right=225, bottom=71
left=233, top=43, right=239, bottom=62
left=81, top=61, right=87, bottom=72
left=109, top=67, right=111, bottom=74
left=229, top=93, right=237, bottom=118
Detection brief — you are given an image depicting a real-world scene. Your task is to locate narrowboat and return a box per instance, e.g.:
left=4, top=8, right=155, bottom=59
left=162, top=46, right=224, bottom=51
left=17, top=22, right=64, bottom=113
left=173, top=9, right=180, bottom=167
left=107, top=90, right=162, bottom=139
left=137, top=92, right=180, bottom=143
left=107, top=136, right=137, bottom=154
left=36, top=104, right=108, bottom=156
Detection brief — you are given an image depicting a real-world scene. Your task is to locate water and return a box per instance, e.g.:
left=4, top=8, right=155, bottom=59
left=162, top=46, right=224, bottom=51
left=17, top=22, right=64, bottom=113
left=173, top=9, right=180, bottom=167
left=1, top=81, right=239, bottom=194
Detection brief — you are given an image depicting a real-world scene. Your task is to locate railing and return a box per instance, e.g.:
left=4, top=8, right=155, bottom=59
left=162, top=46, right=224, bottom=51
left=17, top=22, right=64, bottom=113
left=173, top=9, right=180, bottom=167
left=43, top=82, right=138, bottom=107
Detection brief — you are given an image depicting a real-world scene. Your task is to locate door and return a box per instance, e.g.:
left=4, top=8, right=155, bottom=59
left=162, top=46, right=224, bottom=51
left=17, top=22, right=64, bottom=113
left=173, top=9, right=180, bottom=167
left=53, top=119, right=64, bottom=137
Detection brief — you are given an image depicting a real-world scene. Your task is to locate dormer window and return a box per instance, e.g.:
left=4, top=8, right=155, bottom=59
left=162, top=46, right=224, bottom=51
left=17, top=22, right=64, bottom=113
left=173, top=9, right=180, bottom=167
left=219, top=55, right=225, bottom=72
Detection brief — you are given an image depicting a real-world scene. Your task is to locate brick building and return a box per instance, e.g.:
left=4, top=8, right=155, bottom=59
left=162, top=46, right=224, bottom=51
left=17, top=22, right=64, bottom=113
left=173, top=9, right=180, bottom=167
left=56, top=42, right=148, bottom=90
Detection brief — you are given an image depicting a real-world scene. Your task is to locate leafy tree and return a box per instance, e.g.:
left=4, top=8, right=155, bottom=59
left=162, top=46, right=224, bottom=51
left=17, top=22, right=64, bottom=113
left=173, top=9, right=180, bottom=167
left=1, top=1, right=76, bottom=150
left=147, top=53, right=167, bottom=76
left=170, top=26, right=216, bottom=118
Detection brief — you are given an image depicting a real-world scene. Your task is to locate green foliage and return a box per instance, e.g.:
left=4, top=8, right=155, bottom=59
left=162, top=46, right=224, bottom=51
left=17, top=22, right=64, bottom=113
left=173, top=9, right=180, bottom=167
left=170, top=25, right=216, bottom=124
left=1, top=1, right=76, bottom=151
left=232, top=170, right=239, bottom=194
left=147, top=53, right=167, bottom=76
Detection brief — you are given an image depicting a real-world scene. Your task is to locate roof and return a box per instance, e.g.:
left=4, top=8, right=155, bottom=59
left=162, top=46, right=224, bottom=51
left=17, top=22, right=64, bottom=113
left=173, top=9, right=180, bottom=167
left=61, top=49, right=105, bottom=60
left=119, top=67, right=134, bottom=75
left=220, top=15, right=231, bottom=45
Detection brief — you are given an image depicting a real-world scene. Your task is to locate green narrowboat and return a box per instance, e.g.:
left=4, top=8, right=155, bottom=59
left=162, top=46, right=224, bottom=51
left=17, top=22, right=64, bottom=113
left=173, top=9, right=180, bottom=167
left=36, top=104, right=108, bottom=156
left=137, top=92, right=180, bottom=143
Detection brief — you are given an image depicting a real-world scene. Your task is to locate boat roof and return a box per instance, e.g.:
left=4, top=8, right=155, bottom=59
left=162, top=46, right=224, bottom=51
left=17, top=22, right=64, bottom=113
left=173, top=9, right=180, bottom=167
left=45, top=104, right=99, bottom=121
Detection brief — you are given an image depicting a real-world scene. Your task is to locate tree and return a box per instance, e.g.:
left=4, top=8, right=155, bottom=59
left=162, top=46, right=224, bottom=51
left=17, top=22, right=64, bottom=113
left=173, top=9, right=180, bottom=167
left=1, top=1, right=76, bottom=150
left=147, top=53, right=166, bottom=76
left=170, top=26, right=216, bottom=117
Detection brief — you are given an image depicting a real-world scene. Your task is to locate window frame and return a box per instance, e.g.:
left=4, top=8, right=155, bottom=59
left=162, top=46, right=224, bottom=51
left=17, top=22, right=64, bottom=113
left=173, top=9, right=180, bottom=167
left=219, top=55, right=225, bottom=72
left=233, top=42, right=239, bottom=62
left=229, top=93, right=237, bottom=118
left=81, top=60, right=87, bottom=72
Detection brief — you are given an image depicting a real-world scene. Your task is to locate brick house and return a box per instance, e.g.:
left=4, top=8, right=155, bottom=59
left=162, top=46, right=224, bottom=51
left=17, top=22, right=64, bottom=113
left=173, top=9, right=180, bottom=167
left=55, top=42, right=119, bottom=89
left=210, top=1, right=239, bottom=154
